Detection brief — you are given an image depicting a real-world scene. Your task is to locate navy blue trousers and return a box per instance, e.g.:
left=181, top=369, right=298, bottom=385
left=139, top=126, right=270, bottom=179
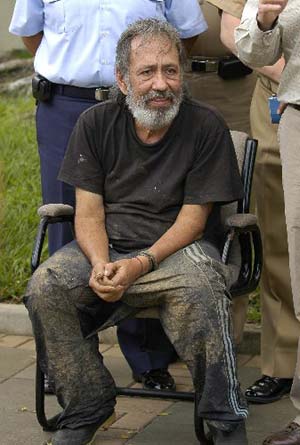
left=35, top=93, right=176, bottom=374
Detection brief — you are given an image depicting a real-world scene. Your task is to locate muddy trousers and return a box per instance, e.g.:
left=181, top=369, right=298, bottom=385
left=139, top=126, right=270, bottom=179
left=25, top=240, right=247, bottom=431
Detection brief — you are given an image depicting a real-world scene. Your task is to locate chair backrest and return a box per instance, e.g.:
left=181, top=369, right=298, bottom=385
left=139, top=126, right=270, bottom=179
left=218, top=131, right=247, bottom=284
left=221, top=131, right=260, bottom=296
left=220, top=130, right=249, bottom=225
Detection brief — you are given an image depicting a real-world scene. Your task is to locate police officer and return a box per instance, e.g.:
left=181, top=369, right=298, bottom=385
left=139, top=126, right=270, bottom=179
left=9, top=0, right=207, bottom=392
left=184, top=1, right=257, bottom=345
left=206, top=0, right=299, bottom=404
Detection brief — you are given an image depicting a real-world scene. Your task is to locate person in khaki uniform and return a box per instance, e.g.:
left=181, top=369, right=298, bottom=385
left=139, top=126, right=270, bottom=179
left=206, top=0, right=300, bottom=404
left=236, top=3, right=300, bottom=443
left=185, top=2, right=255, bottom=135
left=184, top=1, right=257, bottom=345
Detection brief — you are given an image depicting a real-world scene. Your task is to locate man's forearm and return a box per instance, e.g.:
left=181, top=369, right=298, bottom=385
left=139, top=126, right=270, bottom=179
left=220, top=11, right=283, bottom=84
left=75, top=189, right=110, bottom=267
left=148, top=203, right=212, bottom=264
left=220, top=12, right=240, bottom=56
left=75, top=216, right=110, bottom=267
left=22, top=32, right=43, bottom=56
left=234, top=2, right=282, bottom=69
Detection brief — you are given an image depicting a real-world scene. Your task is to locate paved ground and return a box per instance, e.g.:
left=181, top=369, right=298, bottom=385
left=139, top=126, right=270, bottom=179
left=0, top=333, right=297, bottom=445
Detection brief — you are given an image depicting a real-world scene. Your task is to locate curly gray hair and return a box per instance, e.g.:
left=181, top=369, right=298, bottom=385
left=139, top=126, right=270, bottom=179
left=115, top=18, right=186, bottom=77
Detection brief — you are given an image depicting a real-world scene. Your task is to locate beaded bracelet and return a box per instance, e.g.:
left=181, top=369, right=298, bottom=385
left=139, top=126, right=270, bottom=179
left=138, top=250, right=159, bottom=272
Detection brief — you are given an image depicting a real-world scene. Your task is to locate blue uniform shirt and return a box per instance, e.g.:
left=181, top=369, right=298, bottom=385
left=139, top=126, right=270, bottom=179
left=9, top=0, right=207, bottom=87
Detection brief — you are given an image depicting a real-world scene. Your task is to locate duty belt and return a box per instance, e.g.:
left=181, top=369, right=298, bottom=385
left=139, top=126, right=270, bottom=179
left=190, top=56, right=221, bottom=73
left=189, top=55, right=253, bottom=80
left=52, top=83, right=111, bottom=101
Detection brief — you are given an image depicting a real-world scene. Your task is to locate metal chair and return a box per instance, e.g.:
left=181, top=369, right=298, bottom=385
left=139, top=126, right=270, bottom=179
left=30, top=130, right=262, bottom=443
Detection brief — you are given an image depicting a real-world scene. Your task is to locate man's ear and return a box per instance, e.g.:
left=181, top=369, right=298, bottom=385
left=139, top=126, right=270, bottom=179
left=116, top=69, right=128, bottom=95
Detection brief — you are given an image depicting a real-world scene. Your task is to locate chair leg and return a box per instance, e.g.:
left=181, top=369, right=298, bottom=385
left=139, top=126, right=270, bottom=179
left=194, top=417, right=214, bottom=444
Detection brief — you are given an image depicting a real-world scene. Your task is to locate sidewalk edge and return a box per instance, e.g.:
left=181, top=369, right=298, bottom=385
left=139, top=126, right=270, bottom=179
left=0, top=303, right=260, bottom=354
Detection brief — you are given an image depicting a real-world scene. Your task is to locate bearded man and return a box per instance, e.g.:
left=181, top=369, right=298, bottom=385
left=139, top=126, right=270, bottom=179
left=25, top=19, right=248, bottom=445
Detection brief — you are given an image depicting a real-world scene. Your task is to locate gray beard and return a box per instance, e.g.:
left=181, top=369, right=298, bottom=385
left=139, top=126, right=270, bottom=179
left=125, top=87, right=183, bottom=130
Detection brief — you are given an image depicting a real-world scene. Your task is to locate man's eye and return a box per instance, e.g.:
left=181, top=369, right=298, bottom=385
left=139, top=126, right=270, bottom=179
left=141, top=70, right=152, bottom=76
left=166, top=68, right=177, bottom=76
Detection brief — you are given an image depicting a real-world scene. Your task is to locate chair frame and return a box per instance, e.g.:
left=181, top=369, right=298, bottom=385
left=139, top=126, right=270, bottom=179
left=30, top=134, right=262, bottom=442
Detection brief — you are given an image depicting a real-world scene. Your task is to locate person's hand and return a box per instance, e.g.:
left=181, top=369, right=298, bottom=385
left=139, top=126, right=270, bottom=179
left=257, top=0, right=288, bottom=31
left=89, top=261, right=125, bottom=303
left=89, top=258, right=144, bottom=302
left=103, top=258, right=144, bottom=290
left=278, top=101, right=287, bottom=114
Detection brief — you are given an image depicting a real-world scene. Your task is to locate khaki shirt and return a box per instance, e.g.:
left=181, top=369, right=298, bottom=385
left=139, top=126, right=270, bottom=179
left=190, top=2, right=231, bottom=57
left=185, top=0, right=256, bottom=134
left=184, top=0, right=256, bottom=134
left=206, top=0, right=278, bottom=95
left=205, top=0, right=245, bottom=19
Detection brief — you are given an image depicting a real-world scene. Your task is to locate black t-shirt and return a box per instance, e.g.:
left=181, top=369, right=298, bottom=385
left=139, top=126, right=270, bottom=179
left=59, top=97, right=243, bottom=252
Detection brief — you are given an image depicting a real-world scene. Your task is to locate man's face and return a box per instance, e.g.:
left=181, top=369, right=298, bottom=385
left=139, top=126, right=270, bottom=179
left=120, top=35, right=183, bottom=130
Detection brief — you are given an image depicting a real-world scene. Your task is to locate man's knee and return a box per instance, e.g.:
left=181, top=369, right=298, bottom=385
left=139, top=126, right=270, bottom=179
left=26, top=263, right=63, bottom=313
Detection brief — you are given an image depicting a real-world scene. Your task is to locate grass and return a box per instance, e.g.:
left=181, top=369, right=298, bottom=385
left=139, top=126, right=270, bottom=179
left=247, top=289, right=261, bottom=324
left=9, top=49, right=32, bottom=60
left=0, top=93, right=44, bottom=301
left=0, top=49, right=32, bottom=63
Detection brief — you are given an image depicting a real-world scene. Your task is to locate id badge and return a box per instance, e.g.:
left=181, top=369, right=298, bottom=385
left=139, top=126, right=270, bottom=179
left=268, top=95, right=281, bottom=124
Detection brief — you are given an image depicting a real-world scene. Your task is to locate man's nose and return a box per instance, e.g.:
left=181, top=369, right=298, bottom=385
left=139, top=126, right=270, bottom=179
left=152, top=72, right=168, bottom=91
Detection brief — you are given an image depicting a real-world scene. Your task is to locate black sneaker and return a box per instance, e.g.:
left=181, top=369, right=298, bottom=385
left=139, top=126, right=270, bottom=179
left=44, top=410, right=116, bottom=445
left=133, top=368, right=176, bottom=391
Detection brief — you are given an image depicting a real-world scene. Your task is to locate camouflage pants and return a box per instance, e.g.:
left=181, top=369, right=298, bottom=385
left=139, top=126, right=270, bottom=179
left=25, top=240, right=247, bottom=431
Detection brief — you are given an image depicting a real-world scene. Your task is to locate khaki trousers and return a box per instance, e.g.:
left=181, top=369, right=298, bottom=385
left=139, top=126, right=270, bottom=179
left=278, top=106, right=300, bottom=417
left=251, top=77, right=300, bottom=377
left=185, top=69, right=256, bottom=344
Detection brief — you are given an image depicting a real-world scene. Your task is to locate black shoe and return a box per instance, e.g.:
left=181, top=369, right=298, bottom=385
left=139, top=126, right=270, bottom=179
left=43, top=410, right=116, bottom=445
left=245, top=375, right=292, bottom=404
left=133, top=368, right=176, bottom=391
left=44, top=374, right=55, bottom=395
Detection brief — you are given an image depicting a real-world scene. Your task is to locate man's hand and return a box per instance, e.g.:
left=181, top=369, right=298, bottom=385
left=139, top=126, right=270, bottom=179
left=89, top=258, right=145, bottom=302
left=278, top=101, right=287, bottom=114
left=89, top=261, right=125, bottom=302
left=257, top=0, right=288, bottom=31
left=104, top=258, right=145, bottom=290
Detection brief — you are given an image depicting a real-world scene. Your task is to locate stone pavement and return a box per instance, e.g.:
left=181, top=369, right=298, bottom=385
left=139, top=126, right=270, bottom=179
left=0, top=334, right=297, bottom=445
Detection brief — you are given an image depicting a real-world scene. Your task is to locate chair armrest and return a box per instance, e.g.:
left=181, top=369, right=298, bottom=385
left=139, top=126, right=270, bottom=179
left=31, top=204, right=75, bottom=274
left=225, top=213, right=257, bottom=231
left=37, top=203, right=74, bottom=218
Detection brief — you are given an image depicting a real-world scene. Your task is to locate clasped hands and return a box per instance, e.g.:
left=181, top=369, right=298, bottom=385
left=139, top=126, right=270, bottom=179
left=89, top=257, right=145, bottom=302
left=257, top=0, right=288, bottom=31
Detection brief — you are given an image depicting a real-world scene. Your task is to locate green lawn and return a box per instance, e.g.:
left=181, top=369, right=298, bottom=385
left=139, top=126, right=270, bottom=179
left=0, top=93, right=43, bottom=301
left=247, top=289, right=261, bottom=323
